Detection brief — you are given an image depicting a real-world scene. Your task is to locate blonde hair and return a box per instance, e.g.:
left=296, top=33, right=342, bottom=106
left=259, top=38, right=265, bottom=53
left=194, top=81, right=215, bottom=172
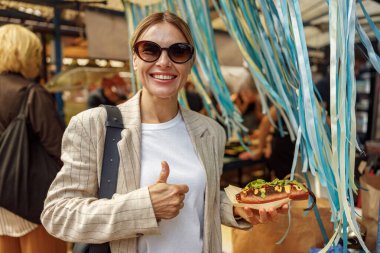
left=0, top=24, right=42, bottom=77
left=130, top=11, right=196, bottom=62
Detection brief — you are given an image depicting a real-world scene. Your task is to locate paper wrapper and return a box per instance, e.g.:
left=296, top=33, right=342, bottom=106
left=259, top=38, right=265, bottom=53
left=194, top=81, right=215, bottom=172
left=359, top=173, right=380, bottom=251
left=224, top=185, right=290, bottom=210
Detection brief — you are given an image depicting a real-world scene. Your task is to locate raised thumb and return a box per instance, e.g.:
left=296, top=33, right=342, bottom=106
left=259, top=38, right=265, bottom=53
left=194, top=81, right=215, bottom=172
left=156, top=161, right=170, bottom=183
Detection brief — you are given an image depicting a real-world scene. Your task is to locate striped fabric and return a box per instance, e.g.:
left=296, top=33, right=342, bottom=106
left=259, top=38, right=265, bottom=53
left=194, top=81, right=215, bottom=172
left=41, top=90, right=251, bottom=253
left=0, top=208, right=37, bottom=237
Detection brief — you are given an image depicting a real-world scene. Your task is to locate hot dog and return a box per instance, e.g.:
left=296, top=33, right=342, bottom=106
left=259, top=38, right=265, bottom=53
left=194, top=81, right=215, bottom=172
left=235, top=178, right=316, bottom=211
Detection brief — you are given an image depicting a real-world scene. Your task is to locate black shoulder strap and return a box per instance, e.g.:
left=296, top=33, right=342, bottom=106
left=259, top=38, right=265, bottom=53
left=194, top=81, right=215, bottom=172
left=89, top=105, right=123, bottom=253
left=19, top=83, right=35, bottom=117
left=98, top=105, right=123, bottom=198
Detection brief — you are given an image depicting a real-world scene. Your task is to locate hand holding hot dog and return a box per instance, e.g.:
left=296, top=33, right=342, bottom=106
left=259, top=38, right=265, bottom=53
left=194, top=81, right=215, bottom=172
left=233, top=205, right=288, bottom=225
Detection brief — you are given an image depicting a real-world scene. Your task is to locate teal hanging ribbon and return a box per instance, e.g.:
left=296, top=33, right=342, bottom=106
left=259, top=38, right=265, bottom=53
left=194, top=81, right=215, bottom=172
left=166, top=0, right=246, bottom=138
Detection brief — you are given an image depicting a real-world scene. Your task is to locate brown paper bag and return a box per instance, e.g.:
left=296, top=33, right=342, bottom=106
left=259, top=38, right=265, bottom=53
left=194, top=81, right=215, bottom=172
left=232, top=198, right=334, bottom=253
left=359, top=173, right=380, bottom=251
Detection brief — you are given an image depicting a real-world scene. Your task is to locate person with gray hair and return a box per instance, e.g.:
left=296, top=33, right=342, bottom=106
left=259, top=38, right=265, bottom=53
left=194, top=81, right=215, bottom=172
left=0, top=24, right=66, bottom=253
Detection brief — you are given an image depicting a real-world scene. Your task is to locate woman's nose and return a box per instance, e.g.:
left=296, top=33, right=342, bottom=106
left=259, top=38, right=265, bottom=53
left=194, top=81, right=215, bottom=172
left=155, top=49, right=171, bottom=67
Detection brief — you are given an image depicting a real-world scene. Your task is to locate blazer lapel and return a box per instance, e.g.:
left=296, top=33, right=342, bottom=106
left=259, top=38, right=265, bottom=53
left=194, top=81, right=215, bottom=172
left=116, top=91, right=143, bottom=193
left=180, top=107, right=218, bottom=195
left=181, top=108, right=218, bottom=253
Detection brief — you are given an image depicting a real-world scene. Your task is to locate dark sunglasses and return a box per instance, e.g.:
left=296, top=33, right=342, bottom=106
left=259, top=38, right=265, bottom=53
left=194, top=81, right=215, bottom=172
left=133, top=40, right=194, bottom=64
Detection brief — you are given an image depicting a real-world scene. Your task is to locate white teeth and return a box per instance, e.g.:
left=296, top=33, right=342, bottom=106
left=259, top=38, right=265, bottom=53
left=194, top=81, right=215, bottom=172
left=152, top=74, right=175, bottom=80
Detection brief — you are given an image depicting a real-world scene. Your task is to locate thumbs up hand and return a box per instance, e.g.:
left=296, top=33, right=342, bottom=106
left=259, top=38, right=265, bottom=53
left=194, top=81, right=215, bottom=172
left=148, top=161, right=189, bottom=220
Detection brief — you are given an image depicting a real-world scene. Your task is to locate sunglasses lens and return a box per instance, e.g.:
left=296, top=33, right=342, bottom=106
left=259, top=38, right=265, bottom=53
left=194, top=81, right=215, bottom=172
left=169, top=43, right=193, bottom=63
left=135, top=41, right=161, bottom=62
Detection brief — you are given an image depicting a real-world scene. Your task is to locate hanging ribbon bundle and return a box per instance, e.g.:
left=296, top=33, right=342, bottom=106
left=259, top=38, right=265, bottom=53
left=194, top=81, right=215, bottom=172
left=214, top=0, right=302, bottom=140
left=121, top=0, right=380, bottom=251
left=167, top=0, right=249, bottom=138
left=212, top=0, right=332, bottom=182
left=213, top=0, right=336, bottom=245
left=323, top=0, right=378, bottom=251
left=214, top=0, right=380, bottom=251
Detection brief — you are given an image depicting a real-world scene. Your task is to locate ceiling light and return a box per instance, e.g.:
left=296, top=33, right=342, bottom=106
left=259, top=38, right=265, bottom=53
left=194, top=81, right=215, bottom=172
left=95, top=59, right=108, bottom=67
left=109, top=60, right=124, bottom=67
left=25, top=8, right=33, bottom=14
left=77, top=58, right=89, bottom=66
left=63, top=58, right=74, bottom=65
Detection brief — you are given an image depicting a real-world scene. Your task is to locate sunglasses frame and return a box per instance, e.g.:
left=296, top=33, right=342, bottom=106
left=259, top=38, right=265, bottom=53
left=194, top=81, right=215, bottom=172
left=133, top=40, right=194, bottom=64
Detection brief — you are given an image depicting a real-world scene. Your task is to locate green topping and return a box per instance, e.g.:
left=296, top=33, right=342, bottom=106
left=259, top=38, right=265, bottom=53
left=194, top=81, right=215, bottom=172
left=243, top=178, right=307, bottom=192
left=260, top=188, right=266, bottom=198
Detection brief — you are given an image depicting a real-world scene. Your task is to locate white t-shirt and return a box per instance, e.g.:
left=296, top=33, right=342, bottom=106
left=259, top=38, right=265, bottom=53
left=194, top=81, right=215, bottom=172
left=138, top=112, right=206, bottom=253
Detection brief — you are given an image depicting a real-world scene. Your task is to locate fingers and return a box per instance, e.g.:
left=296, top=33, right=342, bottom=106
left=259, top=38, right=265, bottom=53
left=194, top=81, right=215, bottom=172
left=174, top=194, right=185, bottom=208
left=176, top=184, right=189, bottom=194
left=240, top=204, right=289, bottom=225
left=242, top=207, right=275, bottom=225
left=266, top=204, right=289, bottom=222
left=162, top=194, right=185, bottom=219
left=155, top=162, right=190, bottom=193
left=267, top=208, right=278, bottom=222
left=278, top=204, right=289, bottom=214
left=243, top=207, right=261, bottom=225
left=156, top=161, right=170, bottom=183
left=258, top=208, right=269, bottom=223
left=178, top=193, right=185, bottom=203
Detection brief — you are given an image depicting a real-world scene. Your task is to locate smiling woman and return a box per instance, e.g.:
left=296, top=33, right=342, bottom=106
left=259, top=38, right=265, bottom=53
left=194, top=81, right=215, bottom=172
left=41, top=11, right=287, bottom=253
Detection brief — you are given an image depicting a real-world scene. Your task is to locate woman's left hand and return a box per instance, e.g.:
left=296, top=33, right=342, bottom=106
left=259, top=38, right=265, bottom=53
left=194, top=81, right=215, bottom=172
left=233, top=204, right=288, bottom=225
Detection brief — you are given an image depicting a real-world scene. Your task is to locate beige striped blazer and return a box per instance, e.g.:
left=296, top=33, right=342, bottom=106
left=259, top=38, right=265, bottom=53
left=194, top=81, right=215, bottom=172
left=41, top=90, right=251, bottom=253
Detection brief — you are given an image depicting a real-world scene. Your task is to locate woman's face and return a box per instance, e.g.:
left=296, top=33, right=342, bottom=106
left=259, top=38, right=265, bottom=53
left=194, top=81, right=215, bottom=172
left=133, top=22, right=193, bottom=101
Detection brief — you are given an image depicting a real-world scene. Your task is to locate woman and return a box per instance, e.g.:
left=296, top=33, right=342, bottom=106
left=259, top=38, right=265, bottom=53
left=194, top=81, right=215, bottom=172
left=41, top=12, right=287, bottom=253
left=0, top=24, right=66, bottom=253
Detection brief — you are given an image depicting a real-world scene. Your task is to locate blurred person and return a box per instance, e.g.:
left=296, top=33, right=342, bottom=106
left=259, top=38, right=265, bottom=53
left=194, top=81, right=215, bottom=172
left=41, top=12, right=287, bottom=253
left=87, top=74, right=131, bottom=108
left=233, top=83, right=263, bottom=131
left=240, top=106, right=295, bottom=180
left=184, top=80, right=206, bottom=114
left=239, top=59, right=346, bottom=180
left=0, top=24, right=66, bottom=253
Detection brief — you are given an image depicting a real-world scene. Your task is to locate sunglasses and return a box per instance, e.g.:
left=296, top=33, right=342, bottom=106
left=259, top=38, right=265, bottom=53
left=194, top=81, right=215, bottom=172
left=133, top=40, right=194, bottom=64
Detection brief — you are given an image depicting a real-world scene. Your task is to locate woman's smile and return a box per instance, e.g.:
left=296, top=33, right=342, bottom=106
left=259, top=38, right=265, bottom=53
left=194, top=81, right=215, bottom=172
left=149, top=72, right=178, bottom=82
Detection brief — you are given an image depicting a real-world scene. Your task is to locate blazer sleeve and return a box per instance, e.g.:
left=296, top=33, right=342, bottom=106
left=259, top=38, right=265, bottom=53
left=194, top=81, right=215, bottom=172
left=216, top=126, right=252, bottom=230
left=41, top=111, right=159, bottom=243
